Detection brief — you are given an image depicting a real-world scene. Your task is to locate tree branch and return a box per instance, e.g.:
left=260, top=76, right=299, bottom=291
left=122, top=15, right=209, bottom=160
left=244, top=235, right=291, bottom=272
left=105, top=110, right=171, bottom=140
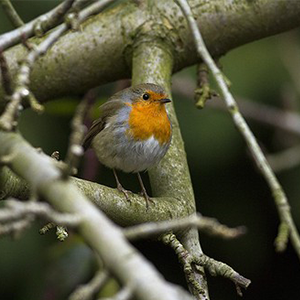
left=124, top=213, right=245, bottom=241
left=0, top=0, right=115, bottom=131
left=0, top=0, right=24, bottom=28
left=131, top=19, right=208, bottom=298
left=0, top=166, right=195, bottom=225
left=0, top=130, right=193, bottom=300
left=175, top=0, right=300, bottom=260
left=0, top=198, right=81, bottom=226
left=162, top=233, right=251, bottom=297
left=1, top=0, right=300, bottom=109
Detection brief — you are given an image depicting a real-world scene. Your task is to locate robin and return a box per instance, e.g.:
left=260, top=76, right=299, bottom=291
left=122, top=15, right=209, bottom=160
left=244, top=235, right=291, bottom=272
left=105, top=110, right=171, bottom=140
left=83, top=83, right=172, bottom=207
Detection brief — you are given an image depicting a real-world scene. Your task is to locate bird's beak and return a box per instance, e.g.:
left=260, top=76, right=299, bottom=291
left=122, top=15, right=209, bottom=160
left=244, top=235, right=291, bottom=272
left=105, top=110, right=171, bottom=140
left=159, top=98, right=171, bottom=104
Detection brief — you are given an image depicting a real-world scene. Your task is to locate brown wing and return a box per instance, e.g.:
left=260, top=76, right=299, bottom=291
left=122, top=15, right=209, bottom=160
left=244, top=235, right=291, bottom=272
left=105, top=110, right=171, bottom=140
left=82, top=118, right=104, bottom=151
left=82, top=99, right=125, bottom=151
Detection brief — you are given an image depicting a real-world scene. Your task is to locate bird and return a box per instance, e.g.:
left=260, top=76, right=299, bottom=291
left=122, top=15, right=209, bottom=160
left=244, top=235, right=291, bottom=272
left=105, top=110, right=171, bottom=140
left=82, top=83, right=172, bottom=207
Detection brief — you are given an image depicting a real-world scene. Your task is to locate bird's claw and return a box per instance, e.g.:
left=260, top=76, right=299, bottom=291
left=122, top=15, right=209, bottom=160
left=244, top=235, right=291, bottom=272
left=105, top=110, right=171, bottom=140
left=116, top=184, right=132, bottom=203
left=139, top=190, right=155, bottom=209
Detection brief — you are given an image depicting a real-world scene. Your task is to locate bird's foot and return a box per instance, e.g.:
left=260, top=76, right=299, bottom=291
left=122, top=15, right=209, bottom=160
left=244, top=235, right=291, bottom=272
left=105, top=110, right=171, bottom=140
left=139, top=189, right=155, bottom=209
left=116, top=183, right=132, bottom=203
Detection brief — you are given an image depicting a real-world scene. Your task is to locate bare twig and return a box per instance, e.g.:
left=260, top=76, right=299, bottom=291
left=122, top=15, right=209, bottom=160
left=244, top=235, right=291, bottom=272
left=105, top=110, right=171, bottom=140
left=175, top=0, right=300, bottom=260
left=69, top=270, right=109, bottom=300
left=0, top=24, right=66, bottom=130
left=0, top=0, right=24, bottom=28
left=64, top=96, right=90, bottom=177
left=0, top=199, right=81, bottom=226
left=162, top=233, right=251, bottom=297
left=0, top=130, right=194, bottom=300
left=0, top=50, right=12, bottom=96
left=0, top=0, right=76, bottom=51
left=0, top=0, right=116, bottom=131
left=0, top=216, right=32, bottom=237
left=124, top=213, right=245, bottom=241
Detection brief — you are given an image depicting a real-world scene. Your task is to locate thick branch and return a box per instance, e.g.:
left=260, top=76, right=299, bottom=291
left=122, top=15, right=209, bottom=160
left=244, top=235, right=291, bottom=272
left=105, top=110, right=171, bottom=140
left=1, top=0, right=300, bottom=109
left=131, top=33, right=208, bottom=298
left=0, top=131, right=192, bottom=300
left=0, top=166, right=195, bottom=225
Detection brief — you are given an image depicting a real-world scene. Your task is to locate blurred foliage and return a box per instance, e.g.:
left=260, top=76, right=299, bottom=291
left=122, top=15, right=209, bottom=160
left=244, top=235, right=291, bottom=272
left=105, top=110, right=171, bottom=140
left=1, top=2, right=300, bottom=300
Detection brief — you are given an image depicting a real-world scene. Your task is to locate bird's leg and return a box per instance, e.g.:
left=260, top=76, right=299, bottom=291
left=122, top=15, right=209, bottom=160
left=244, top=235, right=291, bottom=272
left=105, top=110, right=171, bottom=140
left=113, top=169, right=131, bottom=202
left=137, top=172, right=154, bottom=208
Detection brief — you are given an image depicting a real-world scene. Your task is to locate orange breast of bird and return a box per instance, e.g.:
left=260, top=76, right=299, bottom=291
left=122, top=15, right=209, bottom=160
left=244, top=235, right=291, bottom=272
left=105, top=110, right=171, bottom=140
left=126, top=101, right=171, bottom=145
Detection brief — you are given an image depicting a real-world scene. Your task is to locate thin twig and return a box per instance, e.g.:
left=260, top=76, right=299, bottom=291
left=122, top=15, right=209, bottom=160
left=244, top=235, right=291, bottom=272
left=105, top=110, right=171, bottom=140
left=0, top=50, right=13, bottom=96
left=0, top=217, right=32, bottom=237
left=0, top=199, right=81, bottom=226
left=0, top=0, right=76, bottom=51
left=0, top=0, right=24, bottom=28
left=124, top=213, right=245, bottom=241
left=162, top=233, right=251, bottom=297
left=0, top=0, right=116, bottom=131
left=175, top=0, right=300, bottom=260
left=69, top=270, right=109, bottom=300
left=63, top=96, right=90, bottom=177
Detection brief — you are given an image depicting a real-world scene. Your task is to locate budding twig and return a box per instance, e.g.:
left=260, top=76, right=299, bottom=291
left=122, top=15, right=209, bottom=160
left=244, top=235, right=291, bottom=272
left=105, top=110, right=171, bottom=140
left=0, top=0, right=116, bottom=132
left=175, top=0, right=300, bottom=260
left=0, top=0, right=76, bottom=51
left=162, top=233, right=251, bottom=296
left=0, top=199, right=81, bottom=226
left=194, top=63, right=217, bottom=109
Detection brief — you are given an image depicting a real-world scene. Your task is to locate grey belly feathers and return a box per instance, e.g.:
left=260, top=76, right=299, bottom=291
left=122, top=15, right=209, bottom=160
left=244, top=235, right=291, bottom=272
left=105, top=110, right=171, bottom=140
left=92, top=112, right=170, bottom=173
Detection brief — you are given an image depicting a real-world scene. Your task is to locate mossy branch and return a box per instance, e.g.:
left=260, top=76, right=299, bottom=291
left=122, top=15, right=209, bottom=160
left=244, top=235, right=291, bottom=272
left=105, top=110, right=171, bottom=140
left=0, top=130, right=193, bottom=300
left=131, top=29, right=208, bottom=298
left=1, top=0, right=300, bottom=108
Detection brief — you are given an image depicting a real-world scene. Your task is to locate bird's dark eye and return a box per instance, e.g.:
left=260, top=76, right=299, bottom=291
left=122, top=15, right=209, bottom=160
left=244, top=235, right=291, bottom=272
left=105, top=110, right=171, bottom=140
left=142, top=93, right=150, bottom=100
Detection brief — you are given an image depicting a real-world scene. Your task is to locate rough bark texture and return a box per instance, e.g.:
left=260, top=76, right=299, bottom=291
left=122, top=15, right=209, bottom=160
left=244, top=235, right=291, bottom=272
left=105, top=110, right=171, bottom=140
left=0, top=131, right=193, bottom=300
left=1, top=0, right=300, bottom=299
left=131, top=30, right=208, bottom=298
left=1, top=0, right=300, bottom=109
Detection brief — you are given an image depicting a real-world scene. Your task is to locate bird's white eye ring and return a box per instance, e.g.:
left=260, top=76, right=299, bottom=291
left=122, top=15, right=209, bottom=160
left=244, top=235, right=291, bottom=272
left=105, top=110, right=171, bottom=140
left=142, top=93, right=150, bottom=100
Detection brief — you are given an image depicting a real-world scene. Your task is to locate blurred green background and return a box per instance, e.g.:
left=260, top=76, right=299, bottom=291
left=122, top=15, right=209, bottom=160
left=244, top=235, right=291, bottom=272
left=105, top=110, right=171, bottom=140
left=1, top=1, right=300, bottom=300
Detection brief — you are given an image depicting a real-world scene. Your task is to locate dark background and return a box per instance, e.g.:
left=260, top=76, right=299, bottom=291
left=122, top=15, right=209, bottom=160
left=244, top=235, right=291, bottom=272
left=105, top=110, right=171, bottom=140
left=0, top=1, right=300, bottom=299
